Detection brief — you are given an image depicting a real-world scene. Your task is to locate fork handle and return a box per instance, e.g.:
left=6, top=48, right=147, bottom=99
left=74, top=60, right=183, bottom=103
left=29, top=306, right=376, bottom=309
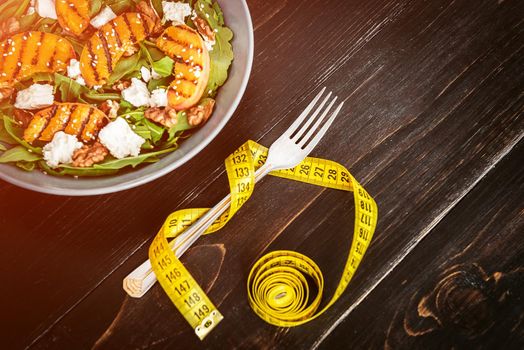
left=123, top=164, right=272, bottom=298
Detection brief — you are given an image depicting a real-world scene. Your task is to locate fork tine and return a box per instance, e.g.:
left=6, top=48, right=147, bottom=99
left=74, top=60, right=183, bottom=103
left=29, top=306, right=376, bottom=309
left=282, top=87, right=326, bottom=137
left=297, top=95, right=337, bottom=147
left=303, top=102, right=344, bottom=153
left=292, top=91, right=333, bottom=142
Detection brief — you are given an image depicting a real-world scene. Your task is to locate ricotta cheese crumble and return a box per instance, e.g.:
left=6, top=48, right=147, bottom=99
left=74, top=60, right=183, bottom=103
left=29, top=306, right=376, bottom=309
left=98, top=118, right=145, bottom=159
left=14, top=84, right=54, bottom=110
left=43, top=131, right=83, bottom=168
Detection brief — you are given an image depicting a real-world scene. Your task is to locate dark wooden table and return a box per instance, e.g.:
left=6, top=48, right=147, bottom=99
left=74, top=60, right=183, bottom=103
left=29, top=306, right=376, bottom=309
left=1, top=0, right=523, bottom=349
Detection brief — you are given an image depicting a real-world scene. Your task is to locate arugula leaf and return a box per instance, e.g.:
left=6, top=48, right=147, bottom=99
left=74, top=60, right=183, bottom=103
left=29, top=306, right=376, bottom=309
left=0, top=118, right=16, bottom=145
left=14, top=0, right=30, bottom=17
left=41, top=147, right=177, bottom=176
left=32, top=72, right=55, bottom=82
left=54, top=74, right=90, bottom=102
left=151, top=0, right=163, bottom=18
left=0, top=0, right=18, bottom=20
left=142, top=119, right=165, bottom=143
left=147, top=76, right=171, bottom=91
left=0, top=145, right=41, bottom=163
left=206, top=26, right=234, bottom=96
left=63, top=35, right=86, bottom=56
left=194, top=0, right=234, bottom=97
left=152, top=57, right=175, bottom=78
left=162, top=112, right=194, bottom=147
left=147, top=47, right=166, bottom=62
left=2, top=115, right=42, bottom=154
left=0, top=0, right=29, bottom=21
left=132, top=124, right=152, bottom=140
left=83, top=90, right=121, bottom=102
left=106, top=0, right=137, bottom=15
left=16, top=160, right=36, bottom=171
left=108, top=53, right=141, bottom=85
left=90, top=0, right=103, bottom=17
left=19, top=13, right=39, bottom=30
left=140, top=43, right=154, bottom=66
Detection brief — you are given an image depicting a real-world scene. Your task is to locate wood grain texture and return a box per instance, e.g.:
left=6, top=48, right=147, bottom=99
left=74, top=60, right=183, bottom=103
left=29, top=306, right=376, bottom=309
left=0, top=0, right=522, bottom=349
left=319, top=140, right=524, bottom=350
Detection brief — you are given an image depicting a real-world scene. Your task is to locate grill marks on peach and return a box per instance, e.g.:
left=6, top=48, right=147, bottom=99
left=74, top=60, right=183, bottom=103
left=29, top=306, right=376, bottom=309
left=56, top=0, right=90, bottom=36
left=31, top=32, right=44, bottom=65
left=156, top=25, right=207, bottom=107
left=97, top=31, right=113, bottom=74
left=0, top=32, right=76, bottom=88
left=80, top=13, right=154, bottom=87
left=23, top=103, right=107, bottom=143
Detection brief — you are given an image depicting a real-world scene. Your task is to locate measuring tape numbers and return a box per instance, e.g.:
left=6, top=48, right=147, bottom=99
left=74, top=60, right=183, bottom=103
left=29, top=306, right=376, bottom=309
left=148, top=140, right=378, bottom=338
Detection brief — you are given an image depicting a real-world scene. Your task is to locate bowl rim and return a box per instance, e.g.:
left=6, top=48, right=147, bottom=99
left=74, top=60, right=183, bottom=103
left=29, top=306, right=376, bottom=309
left=0, top=0, right=254, bottom=196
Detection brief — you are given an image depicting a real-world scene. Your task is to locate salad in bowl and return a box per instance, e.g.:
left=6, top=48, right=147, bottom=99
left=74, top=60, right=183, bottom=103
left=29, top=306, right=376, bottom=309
left=0, top=0, right=234, bottom=177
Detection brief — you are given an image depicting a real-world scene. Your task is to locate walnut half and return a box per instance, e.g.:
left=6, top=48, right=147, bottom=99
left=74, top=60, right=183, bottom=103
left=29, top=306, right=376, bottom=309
left=112, top=80, right=131, bottom=92
left=99, top=100, right=120, bottom=119
left=187, top=99, right=215, bottom=127
left=136, top=1, right=163, bottom=35
left=13, top=109, right=33, bottom=128
left=72, top=142, right=109, bottom=167
left=145, top=107, right=178, bottom=128
left=194, top=17, right=215, bottom=42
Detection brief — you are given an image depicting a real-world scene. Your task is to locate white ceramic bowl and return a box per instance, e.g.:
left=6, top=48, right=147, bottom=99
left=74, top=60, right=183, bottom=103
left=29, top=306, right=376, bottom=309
left=0, top=0, right=254, bottom=196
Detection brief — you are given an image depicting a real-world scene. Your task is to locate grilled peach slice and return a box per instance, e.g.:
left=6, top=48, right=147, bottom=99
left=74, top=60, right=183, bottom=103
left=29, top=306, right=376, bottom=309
left=80, top=12, right=155, bottom=87
left=24, top=103, right=108, bottom=143
left=0, top=32, right=76, bottom=89
left=156, top=25, right=210, bottom=111
left=56, top=0, right=90, bottom=36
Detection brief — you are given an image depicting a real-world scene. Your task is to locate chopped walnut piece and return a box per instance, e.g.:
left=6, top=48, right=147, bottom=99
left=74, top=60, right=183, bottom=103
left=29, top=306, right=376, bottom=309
left=72, top=142, right=109, bottom=167
left=0, top=18, right=20, bottom=41
left=0, top=87, right=14, bottom=101
left=99, top=100, right=120, bottom=119
left=112, top=80, right=131, bottom=91
left=187, top=99, right=215, bottom=127
left=145, top=107, right=178, bottom=128
left=136, top=1, right=163, bottom=35
left=13, top=109, right=33, bottom=128
left=193, top=17, right=215, bottom=42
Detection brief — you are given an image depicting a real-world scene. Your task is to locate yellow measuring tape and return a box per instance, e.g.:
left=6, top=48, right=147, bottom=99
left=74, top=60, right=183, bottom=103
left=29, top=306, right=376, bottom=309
left=149, top=140, right=377, bottom=338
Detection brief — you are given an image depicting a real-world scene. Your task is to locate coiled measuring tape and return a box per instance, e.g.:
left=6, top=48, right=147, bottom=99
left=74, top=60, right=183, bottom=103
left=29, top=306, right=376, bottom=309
left=149, top=140, right=377, bottom=338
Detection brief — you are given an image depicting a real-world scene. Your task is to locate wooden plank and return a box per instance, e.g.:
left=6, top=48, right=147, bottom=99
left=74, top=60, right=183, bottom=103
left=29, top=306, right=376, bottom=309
left=0, top=0, right=521, bottom=348
left=317, top=140, right=524, bottom=350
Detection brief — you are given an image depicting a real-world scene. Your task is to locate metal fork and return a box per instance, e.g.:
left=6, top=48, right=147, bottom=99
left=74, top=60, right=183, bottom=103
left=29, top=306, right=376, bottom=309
left=123, top=88, right=343, bottom=298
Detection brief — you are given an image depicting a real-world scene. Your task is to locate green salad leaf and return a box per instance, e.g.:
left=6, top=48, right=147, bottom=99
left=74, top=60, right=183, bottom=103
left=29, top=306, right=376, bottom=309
left=152, top=57, right=175, bottom=78
left=147, top=76, right=171, bottom=91
left=194, top=0, right=234, bottom=97
left=90, top=0, right=103, bottom=17
left=54, top=74, right=90, bottom=102
left=0, top=120, right=16, bottom=145
left=0, top=145, right=41, bottom=163
left=142, top=119, right=165, bottom=143
left=105, top=0, right=137, bottom=15
left=16, top=160, right=37, bottom=171
left=19, top=13, right=39, bottom=30
left=108, top=53, right=142, bottom=85
left=2, top=115, right=42, bottom=154
left=0, top=144, right=6, bottom=151
left=83, top=90, right=121, bottom=102
left=151, top=0, right=163, bottom=18
left=0, top=0, right=29, bottom=21
left=41, top=147, right=177, bottom=176
left=142, top=41, right=166, bottom=62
